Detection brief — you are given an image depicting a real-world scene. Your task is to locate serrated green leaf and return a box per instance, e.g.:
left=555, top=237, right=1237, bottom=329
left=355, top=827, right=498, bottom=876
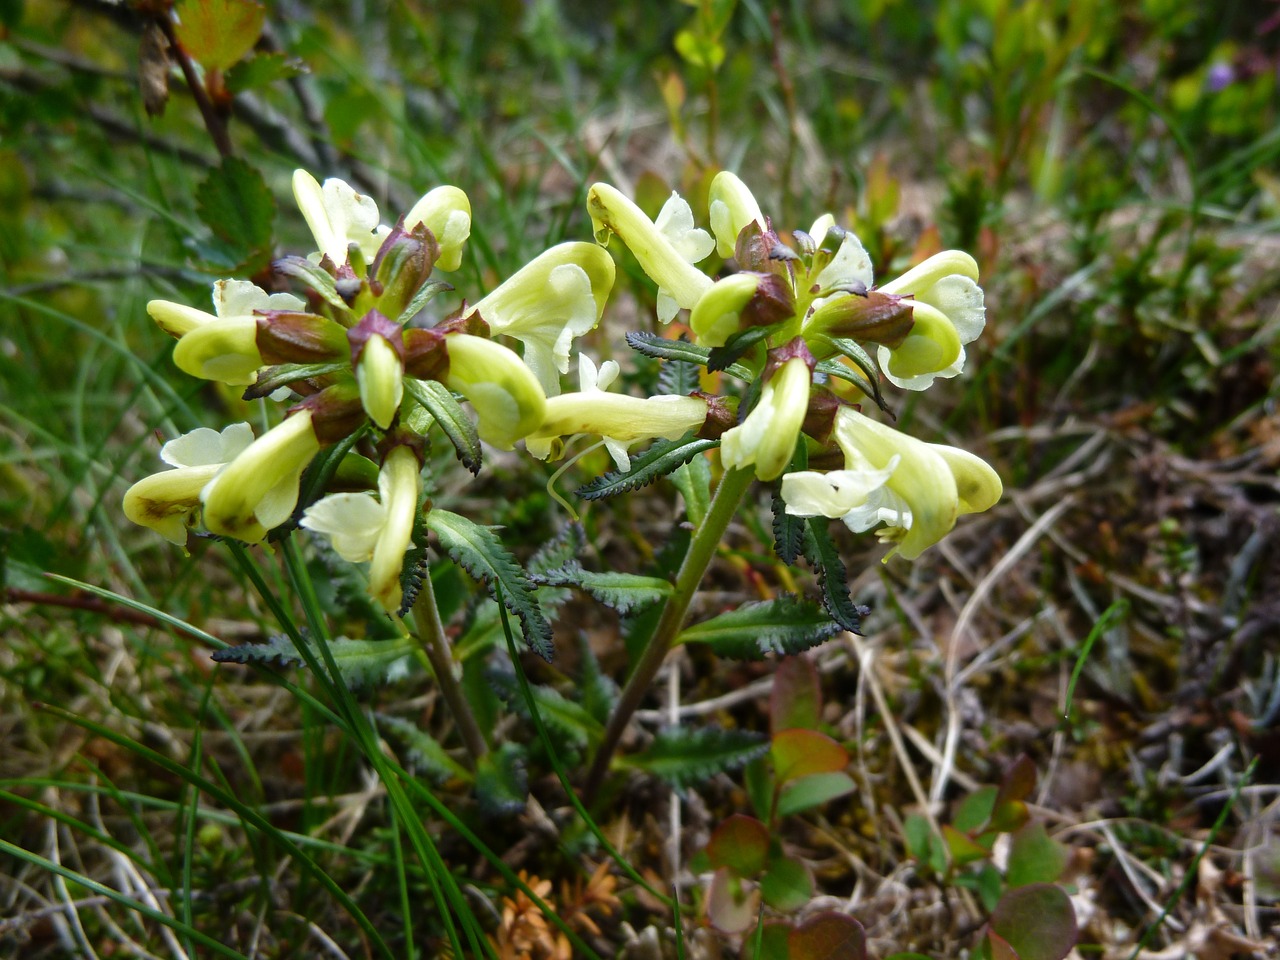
left=777, top=771, right=857, bottom=817
left=224, top=52, right=306, bottom=94
left=657, top=357, right=701, bottom=396
left=376, top=713, right=471, bottom=784
left=626, top=726, right=768, bottom=792
left=489, top=670, right=603, bottom=747
left=676, top=596, right=841, bottom=659
left=404, top=378, right=482, bottom=475
left=535, top=562, right=672, bottom=616
left=707, top=324, right=772, bottom=372
left=578, top=635, right=618, bottom=724
left=624, top=331, right=752, bottom=380
left=576, top=436, right=720, bottom=501
left=195, top=157, right=274, bottom=271
left=425, top=510, right=553, bottom=660
left=669, top=453, right=711, bottom=525
left=803, top=520, right=865, bottom=634
left=174, top=0, right=264, bottom=71
left=772, top=486, right=807, bottom=564
left=475, top=742, right=528, bottom=816
left=211, top=633, right=415, bottom=689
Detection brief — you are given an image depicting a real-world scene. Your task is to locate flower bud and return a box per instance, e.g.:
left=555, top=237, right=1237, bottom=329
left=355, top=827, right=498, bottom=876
left=708, top=171, right=767, bottom=258
left=347, top=311, right=406, bottom=430
left=371, top=224, right=438, bottom=318
left=172, top=317, right=263, bottom=385
left=404, top=186, right=471, bottom=272
left=720, top=350, right=812, bottom=481
left=256, top=311, right=349, bottom=364
left=804, top=291, right=915, bottom=347
left=367, top=444, right=420, bottom=613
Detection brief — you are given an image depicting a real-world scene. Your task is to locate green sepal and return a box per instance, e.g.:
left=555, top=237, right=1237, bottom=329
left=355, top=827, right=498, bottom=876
left=403, top=378, right=482, bottom=475
left=211, top=633, right=416, bottom=689
left=533, top=562, right=672, bottom=616
left=624, top=726, right=769, bottom=793
left=395, top=279, right=454, bottom=326
left=475, top=742, right=528, bottom=817
left=802, top=519, right=866, bottom=634
left=576, top=436, right=720, bottom=501
left=676, top=596, right=842, bottom=659
left=425, top=509, right=554, bottom=661
left=624, top=331, right=753, bottom=380
left=274, top=255, right=351, bottom=311
left=375, top=713, right=472, bottom=784
left=243, top=360, right=350, bottom=400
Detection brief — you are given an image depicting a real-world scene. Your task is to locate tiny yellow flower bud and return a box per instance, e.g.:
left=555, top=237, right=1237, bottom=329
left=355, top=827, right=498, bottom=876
left=356, top=334, right=405, bottom=430
left=404, top=186, right=472, bottom=272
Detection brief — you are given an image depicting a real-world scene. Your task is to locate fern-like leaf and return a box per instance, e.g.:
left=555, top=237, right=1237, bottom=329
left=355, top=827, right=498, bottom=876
left=488, top=670, right=604, bottom=747
left=576, top=436, right=720, bottom=501
left=677, top=596, right=841, bottom=659
left=376, top=713, right=471, bottom=783
left=624, top=331, right=752, bottom=380
left=627, top=726, right=769, bottom=793
left=212, top=634, right=416, bottom=688
left=475, top=742, right=528, bottom=816
left=403, top=378, right=482, bottom=475
left=534, top=562, right=672, bottom=616
left=803, top=519, right=867, bottom=634
left=771, top=487, right=807, bottom=564
left=425, top=509, right=554, bottom=661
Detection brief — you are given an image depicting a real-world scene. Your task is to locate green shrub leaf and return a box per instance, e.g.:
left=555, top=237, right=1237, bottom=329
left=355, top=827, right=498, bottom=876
left=989, top=884, right=1077, bottom=960
left=777, top=772, right=857, bottom=817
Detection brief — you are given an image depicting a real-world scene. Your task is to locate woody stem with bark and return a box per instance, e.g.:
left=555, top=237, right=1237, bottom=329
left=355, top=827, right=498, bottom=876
left=583, top=466, right=754, bottom=803
left=411, top=571, right=488, bottom=768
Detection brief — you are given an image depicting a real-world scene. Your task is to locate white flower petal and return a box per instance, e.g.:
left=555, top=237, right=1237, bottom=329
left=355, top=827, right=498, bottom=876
left=301, top=492, right=387, bottom=562
left=161, top=422, right=254, bottom=468
left=213, top=279, right=304, bottom=318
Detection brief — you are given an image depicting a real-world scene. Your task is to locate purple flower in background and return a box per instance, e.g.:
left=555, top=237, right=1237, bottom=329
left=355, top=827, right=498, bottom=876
left=1205, top=62, right=1236, bottom=92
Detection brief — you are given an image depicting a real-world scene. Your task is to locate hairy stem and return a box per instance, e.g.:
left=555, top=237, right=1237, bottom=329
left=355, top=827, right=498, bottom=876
left=583, top=466, right=754, bottom=803
left=411, top=572, right=489, bottom=767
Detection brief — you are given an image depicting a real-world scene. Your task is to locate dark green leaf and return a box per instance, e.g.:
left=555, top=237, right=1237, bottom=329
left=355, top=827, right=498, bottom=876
left=677, top=596, right=841, bottom=659
left=211, top=633, right=415, bottom=689
left=396, top=279, right=454, bottom=326
left=489, top=669, right=603, bottom=747
left=657, top=357, right=701, bottom=396
left=534, top=562, right=672, bottom=616
left=576, top=436, right=720, bottom=501
left=243, top=360, right=349, bottom=400
left=195, top=157, right=274, bottom=272
left=624, top=331, right=753, bottom=380
left=404, top=379, right=482, bottom=475
left=803, top=520, right=866, bottom=634
left=425, top=510, right=553, bottom=660
left=224, top=52, right=306, bottom=95
left=578, top=635, right=618, bottom=725
left=475, top=742, right=528, bottom=817
left=627, top=726, right=768, bottom=792
left=772, top=486, right=808, bottom=564
left=707, top=324, right=772, bottom=372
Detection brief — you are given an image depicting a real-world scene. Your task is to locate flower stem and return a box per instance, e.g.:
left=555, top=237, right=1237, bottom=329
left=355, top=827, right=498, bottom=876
left=411, top=571, right=489, bottom=768
left=583, top=466, right=755, bottom=803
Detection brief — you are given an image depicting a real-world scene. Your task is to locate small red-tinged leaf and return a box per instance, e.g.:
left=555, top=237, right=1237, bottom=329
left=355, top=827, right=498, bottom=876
left=986, top=930, right=1021, bottom=960
left=943, top=824, right=991, bottom=866
left=742, top=921, right=792, bottom=960
left=1007, top=822, right=1070, bottom=887
left=707, top=814, right=770, bottom=878
left=771, top=656, right=821, bottom=733
left=989, top=884, right=1078, bottom=960
left=707, top=867, right=759, bottom=935
left=174, top=0, right=265, bottom=71
left=990, top=755, right=1036, bottom=832
left=953, top=785, right=998, bottom=833
left=788, top=913, right=866, bottom=960
left=761, top=854, right=812, bottom=911
left=778, top=772, right=856, bottom=817
left=771, top=729, right=847, bottom=784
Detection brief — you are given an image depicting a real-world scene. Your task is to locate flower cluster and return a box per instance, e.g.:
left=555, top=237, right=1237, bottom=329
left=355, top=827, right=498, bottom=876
left=585, top=173, right=1001, bottom=560
left=125, top=168, right=1000, bottom=618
